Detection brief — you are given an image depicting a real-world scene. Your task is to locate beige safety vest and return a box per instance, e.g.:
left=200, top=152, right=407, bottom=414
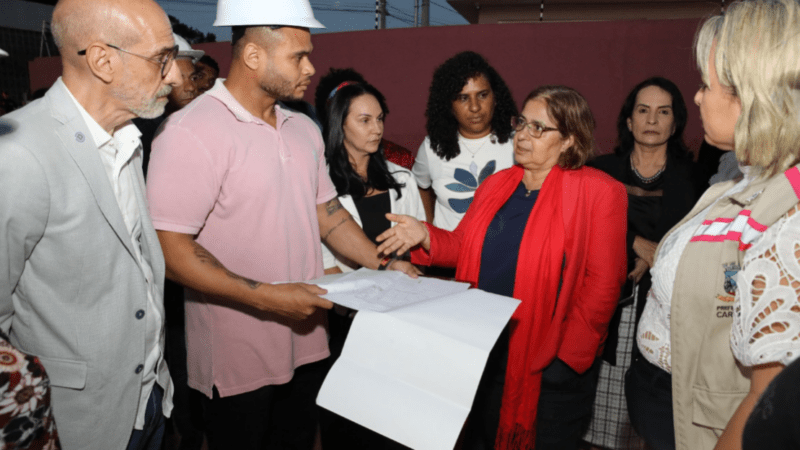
left=656, top=165, right=800, bottom=450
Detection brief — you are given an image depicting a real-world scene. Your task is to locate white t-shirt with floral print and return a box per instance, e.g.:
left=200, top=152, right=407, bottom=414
left=412, top=134, right=514, bottom=231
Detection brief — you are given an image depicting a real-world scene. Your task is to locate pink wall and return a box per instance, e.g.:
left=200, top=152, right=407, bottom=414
left=30, top=19, right=704, bottom=155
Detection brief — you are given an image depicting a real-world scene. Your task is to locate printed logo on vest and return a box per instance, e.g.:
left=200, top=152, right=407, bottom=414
left=715, top=262, right=739, bottom=316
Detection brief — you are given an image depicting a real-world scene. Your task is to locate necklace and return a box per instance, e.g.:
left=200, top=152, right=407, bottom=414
left=630, top=156, right=665, bottom=183
left=460, top=134, right=491, bottom=158
left=521, top=182, right=538, bottom=197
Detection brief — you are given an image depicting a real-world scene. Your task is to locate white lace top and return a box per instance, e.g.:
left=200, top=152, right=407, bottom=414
left=637, top=175, right=753, bottom=373
left=730, top=204, right=800, bottom=367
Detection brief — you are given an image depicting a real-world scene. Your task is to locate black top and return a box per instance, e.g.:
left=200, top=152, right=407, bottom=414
left=590, top=150, right=698, bottom=273
left=743, top=356, right=800, bottom=450
left=624, top=161, right=665, bottom=269
left=589, top=150, right=699, bottom=363
left=478, top=182, right=539, bottom=298
left=353, top=191, right=392, bottom=246
left=132, top=115, right=167, bottom=179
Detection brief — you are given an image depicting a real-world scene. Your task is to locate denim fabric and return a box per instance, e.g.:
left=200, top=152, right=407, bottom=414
left=126, top=385, right=165, bottom=450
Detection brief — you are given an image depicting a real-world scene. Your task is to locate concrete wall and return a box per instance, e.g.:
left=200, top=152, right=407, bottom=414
left=448, top=0, right=720, bottom=24
left=30, top=18, right=706, bottom=155
left=477, top=2, right=719, bottom=23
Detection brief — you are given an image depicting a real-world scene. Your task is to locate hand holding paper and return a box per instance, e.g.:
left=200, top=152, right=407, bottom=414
left=264, top=282, right=332, bottom=320
left=316, top=269, right=469, bottom=312
left=315, top=269, right=520, bottom=450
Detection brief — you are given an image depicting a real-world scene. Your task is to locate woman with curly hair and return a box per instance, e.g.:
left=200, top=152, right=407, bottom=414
left=412, top=51, right=518, bottom=232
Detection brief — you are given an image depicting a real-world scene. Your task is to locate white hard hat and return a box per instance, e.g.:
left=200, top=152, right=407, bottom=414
left=0, top=48, right=8, bottom=57
left=173, top=33, right=204, bottom=62
left=213, top=0, right=325, bottom=28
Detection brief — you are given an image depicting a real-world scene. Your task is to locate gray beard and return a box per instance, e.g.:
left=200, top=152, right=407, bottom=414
left=130, top=85, right=172, bottom=119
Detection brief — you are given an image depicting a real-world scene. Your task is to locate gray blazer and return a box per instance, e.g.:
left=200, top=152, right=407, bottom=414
left=0, top=79, right=171, bottom=450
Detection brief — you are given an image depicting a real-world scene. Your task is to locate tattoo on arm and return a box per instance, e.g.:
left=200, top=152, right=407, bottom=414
left=193, top=243, right=262, bottom=289
left=325, top=198, right=345, bottom=216
left=322, top=216, right=350, bottom=241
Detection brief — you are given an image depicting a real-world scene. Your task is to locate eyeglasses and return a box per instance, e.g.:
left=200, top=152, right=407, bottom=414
left=511, top=116, right=559, bottom=138
left=78, top=44, right=180, bottom=78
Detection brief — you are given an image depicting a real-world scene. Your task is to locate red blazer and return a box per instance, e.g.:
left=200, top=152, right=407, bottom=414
left=412, top=165, right=627, bottom=373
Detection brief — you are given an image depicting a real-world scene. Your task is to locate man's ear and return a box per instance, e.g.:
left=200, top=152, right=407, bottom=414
left=83, top=43, right=115, bottom=83
left=241, top=42, right=263, bottom=72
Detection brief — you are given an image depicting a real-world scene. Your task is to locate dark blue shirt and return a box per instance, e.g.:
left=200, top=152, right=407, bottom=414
left=478, top=182, right=539, bottom=297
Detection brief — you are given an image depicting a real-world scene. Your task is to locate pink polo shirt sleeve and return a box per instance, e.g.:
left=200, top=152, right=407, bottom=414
left=147, top=121, right=224, bottom=235
left=316, top=140, right=337, bottom=204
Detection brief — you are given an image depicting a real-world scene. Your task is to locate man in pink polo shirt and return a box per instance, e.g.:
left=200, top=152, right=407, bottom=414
left=145, top=2, right=419, bottom=449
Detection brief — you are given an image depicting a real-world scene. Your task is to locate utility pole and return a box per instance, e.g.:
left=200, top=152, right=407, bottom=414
left=414, top=0, right=419, bottom=26
left=39, top=21, right=52, bottom=57
left=421, top=0, right=429, bottom=26
left=375, top=0, right=387, bottom=29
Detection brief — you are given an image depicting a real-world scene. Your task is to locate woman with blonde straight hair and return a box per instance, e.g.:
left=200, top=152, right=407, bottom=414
left=627, top=1, right=800, bottom=449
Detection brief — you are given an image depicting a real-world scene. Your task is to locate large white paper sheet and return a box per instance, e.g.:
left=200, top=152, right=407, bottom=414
left=316, top=269, right=471, bottom=312
left=316, top=271, right=520, bottom=450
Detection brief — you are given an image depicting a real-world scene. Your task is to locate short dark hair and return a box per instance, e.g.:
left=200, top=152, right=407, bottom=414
left=231, top=26, right=283, bottom=59
left=314, top=67, right=367, bottom=128
left=523, top=85, right=595, bottom=169
left=324, top=82, right=405, bottom=200
left=231, top=26, right=246, bottom=47
left=197, top=54, right=219, bottom=75
left=425, top=51, right=517, bottom=161
left=615, top=76, right=689, bottom=158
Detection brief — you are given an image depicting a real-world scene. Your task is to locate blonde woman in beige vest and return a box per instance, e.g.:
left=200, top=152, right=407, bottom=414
left=627, top=1, right=800, bottom=450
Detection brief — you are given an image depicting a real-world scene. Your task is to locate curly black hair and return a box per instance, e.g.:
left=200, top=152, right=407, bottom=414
left=615, top=76, right=690, bottom=159
left=324, top=82, right=405, bottom=201
left=314, top=67, right=367, bottom=129
left=425, top=51, right=517, bottom=161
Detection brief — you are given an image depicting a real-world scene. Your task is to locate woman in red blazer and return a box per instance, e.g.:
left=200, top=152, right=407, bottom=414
left=378, top=85, right=628, bottom=450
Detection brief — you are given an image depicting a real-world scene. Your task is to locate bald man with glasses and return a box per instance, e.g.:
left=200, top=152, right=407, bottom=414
left=0, top=0, right=181, bottom=448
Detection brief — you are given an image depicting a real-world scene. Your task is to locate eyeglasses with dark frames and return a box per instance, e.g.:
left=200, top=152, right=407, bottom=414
left=77, top=44, right=180, bottom=78
left=511, top=116, right=560, bottom=138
